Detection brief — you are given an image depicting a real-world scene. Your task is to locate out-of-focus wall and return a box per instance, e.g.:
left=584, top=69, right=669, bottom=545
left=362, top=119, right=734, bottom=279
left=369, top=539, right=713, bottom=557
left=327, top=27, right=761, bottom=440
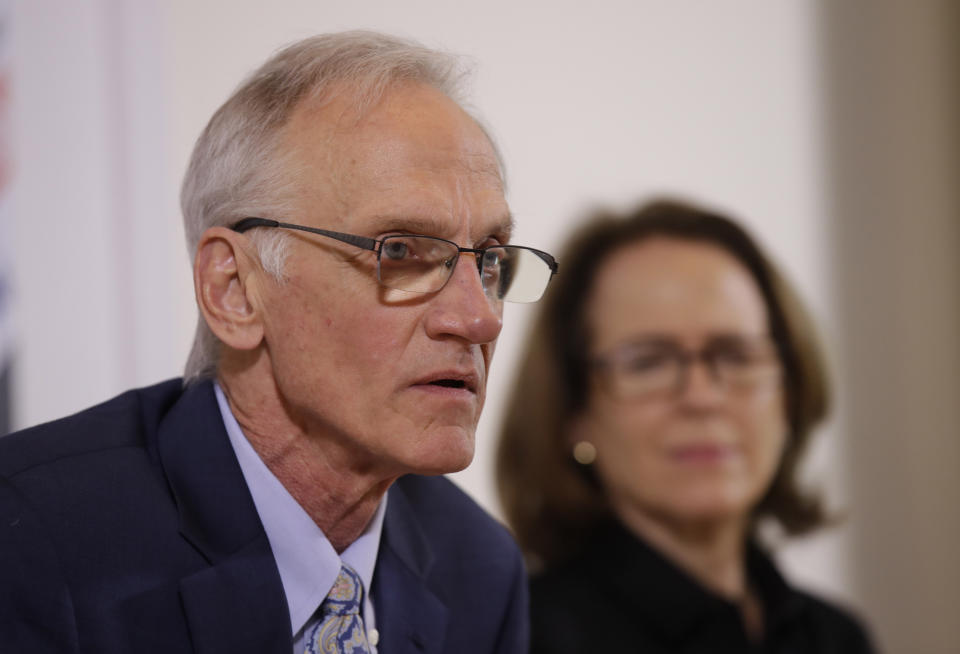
left=818, top=1, right=960, bottom=652
left=9, top=0, right=188, bottom=421
left=7, top=1, right=957, bottom=651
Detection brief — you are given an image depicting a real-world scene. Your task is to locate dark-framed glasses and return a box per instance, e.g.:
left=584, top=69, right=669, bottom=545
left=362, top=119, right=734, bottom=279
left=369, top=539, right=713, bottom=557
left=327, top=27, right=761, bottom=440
left=231, top=217, right=559, bottom=303
left=591, top=335, right=781, bottom=401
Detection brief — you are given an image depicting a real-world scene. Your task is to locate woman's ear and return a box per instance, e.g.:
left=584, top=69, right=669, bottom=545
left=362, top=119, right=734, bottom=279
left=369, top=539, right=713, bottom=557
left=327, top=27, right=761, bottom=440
left=193, top=227, right=265, bottom=352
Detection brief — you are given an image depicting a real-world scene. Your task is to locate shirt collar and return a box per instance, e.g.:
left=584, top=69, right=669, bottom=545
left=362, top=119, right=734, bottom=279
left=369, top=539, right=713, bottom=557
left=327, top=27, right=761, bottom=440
left=214, top=382, right=386, bottom=638
left=586, top=521, right=805, bottom=644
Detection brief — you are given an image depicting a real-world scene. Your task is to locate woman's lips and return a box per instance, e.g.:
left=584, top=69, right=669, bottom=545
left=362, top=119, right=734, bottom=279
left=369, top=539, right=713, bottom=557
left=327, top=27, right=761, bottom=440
left=668, top=443, right=739, bottom=463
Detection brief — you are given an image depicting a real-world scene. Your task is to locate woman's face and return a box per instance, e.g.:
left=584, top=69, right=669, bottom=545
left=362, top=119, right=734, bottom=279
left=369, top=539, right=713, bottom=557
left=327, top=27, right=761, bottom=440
left=576, top=237, right=788, bottom=531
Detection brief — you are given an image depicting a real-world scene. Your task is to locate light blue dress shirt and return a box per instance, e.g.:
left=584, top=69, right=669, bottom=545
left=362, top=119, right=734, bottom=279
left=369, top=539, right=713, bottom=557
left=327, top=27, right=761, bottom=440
left=215, top=383, right=386, bottom=654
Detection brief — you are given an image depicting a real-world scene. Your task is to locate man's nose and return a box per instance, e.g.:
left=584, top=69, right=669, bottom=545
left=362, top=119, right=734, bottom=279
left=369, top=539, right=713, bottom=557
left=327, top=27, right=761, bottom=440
left=424, top=252, right=502, bottom=344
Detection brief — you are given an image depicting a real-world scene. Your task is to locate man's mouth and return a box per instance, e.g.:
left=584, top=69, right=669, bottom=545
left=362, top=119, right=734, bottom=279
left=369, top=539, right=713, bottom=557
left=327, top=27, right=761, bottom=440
left=415, top=370, right=479, bottom=394
left=429, top=379, right=468, bottom=389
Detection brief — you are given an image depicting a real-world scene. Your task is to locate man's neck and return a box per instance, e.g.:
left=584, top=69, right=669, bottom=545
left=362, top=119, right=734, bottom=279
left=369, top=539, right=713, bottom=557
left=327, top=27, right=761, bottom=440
left=217, top=366, right=397, bottom=552
left=246, top=429, right=394, bottom=552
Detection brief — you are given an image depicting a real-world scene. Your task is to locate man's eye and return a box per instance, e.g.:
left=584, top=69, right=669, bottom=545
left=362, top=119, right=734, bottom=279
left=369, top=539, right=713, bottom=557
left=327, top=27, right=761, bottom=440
left=382, top=241, right=409, bottom=260
left=482, top=249, right=503, bottom=268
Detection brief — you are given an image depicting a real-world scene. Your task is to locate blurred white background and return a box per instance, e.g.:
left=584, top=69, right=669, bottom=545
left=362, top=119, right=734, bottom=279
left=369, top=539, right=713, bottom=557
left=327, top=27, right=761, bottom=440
left=4, top=1, right=958, bottom=652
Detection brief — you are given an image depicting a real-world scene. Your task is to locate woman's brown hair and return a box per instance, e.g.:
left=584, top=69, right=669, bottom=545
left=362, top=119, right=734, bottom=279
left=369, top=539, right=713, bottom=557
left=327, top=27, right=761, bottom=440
left=496, top=198, right=831, bottom=569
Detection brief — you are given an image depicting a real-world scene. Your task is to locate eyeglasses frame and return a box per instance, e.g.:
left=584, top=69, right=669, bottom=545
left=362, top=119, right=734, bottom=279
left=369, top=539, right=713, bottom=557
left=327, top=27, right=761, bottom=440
left=230, top=217, right=559, bottom=300
left=590, top=336, right=782, bottom=401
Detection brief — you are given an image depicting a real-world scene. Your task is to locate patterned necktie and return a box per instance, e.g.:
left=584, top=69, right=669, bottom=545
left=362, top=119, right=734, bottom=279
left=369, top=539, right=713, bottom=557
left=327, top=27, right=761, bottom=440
left=307, top=564, right=372, bottom=654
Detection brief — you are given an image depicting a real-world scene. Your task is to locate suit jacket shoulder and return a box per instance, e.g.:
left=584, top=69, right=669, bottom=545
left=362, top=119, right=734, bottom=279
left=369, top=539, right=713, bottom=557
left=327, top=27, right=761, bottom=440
left=0, top=378, right=182, bottom=477
left=391, top=474, right=520, bottom=560
left=375, top=474, right=529, bottom=654
left=0, top=379, right=289, bottom=654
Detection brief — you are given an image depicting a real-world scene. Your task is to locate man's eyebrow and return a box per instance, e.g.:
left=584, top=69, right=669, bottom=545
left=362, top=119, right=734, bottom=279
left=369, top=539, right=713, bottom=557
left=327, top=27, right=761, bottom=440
left=370, top=212, right=516, bottom=242
left=370, top=215, right=447, bottom=235
left=498, top=212, right=516, bottom=242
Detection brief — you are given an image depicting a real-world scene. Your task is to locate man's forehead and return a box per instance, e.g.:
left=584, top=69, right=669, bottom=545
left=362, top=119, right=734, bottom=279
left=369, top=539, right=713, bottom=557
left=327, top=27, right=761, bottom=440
left=279, top=81, right=509, bottom=235
left=285, top=82, right=500, bottom=171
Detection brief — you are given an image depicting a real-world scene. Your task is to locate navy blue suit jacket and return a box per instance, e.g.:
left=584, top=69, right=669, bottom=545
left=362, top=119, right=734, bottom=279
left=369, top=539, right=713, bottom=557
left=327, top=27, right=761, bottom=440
left=0, top=379, right=528, bottom=653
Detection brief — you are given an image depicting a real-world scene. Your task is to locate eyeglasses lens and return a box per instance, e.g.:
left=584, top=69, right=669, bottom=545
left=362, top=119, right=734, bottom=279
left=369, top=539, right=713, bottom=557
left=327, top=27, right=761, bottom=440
left=378, top=236, right=453, bottom=294
left=377, top=236, right=553, bottom=303
left=602, top=340, right=780, bottom=400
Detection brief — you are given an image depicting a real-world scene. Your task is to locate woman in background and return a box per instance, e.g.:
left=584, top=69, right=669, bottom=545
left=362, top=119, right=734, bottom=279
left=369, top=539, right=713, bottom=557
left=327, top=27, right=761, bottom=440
left=496, top=199, right=875, bottom=653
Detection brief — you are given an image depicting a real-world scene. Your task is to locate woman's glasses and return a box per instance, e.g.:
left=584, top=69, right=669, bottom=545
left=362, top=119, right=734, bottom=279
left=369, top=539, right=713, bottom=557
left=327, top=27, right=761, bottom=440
left=591, top=335, right=781, bottom=401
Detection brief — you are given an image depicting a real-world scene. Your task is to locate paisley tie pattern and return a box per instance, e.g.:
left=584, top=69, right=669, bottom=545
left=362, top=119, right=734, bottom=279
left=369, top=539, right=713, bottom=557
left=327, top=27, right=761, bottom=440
left=307, top=564, right=372, bottom=654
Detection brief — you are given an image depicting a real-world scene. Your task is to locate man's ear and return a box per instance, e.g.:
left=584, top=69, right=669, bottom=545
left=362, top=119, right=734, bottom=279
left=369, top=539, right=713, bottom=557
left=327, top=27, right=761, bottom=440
left=193, top=227, right=265, bottom=351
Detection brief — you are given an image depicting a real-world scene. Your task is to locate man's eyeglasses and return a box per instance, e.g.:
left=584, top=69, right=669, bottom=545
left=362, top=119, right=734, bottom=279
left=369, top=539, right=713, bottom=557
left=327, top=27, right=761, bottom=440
left=591, top=336, right=781, bottom=401
left=231, top=218, right=559, bottom=303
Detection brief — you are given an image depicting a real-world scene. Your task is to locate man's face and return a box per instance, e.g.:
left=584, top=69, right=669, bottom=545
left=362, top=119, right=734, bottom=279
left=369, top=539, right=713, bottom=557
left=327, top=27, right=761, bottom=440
left=253, top=82, right=510, bottom=478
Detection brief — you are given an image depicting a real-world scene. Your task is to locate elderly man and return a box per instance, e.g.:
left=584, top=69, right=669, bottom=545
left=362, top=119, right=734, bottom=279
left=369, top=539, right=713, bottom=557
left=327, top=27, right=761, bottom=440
left=0, top=32, right=557, bottom=654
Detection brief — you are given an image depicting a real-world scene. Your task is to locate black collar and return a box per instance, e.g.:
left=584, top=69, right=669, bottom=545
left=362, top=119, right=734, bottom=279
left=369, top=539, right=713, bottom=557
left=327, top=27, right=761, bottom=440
left=579, top=521, right=806, bottom=646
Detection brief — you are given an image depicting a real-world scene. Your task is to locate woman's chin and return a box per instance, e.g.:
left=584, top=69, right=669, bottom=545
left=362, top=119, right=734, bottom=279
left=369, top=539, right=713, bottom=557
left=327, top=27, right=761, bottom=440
left=655, top=486, right=757, bottom=529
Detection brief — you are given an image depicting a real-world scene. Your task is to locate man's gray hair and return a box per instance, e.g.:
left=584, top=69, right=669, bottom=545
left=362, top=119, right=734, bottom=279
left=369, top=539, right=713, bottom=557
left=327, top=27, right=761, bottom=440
left=181, top=30, right=499, bottom=383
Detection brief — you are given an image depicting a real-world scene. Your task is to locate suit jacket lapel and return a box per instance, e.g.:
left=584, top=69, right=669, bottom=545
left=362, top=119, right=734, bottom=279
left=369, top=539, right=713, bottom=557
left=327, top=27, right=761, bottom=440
left=374, top=478, right=449, bottom=654
left=157, top=381, right=290, bottom=654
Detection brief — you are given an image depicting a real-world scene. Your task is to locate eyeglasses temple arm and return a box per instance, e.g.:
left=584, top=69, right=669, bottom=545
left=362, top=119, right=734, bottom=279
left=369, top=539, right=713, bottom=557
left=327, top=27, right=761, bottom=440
left=230, top=217, right=379, bottom=252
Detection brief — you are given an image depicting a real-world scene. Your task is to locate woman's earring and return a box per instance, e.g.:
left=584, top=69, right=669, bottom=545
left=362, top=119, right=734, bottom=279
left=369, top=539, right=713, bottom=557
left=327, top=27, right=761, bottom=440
left=572, top=441, right=596, bottom=465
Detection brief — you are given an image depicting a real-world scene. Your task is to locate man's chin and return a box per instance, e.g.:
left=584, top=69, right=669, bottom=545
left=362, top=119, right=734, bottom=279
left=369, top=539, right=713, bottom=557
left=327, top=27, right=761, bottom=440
left=406, top=427, right=476, bottom=476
